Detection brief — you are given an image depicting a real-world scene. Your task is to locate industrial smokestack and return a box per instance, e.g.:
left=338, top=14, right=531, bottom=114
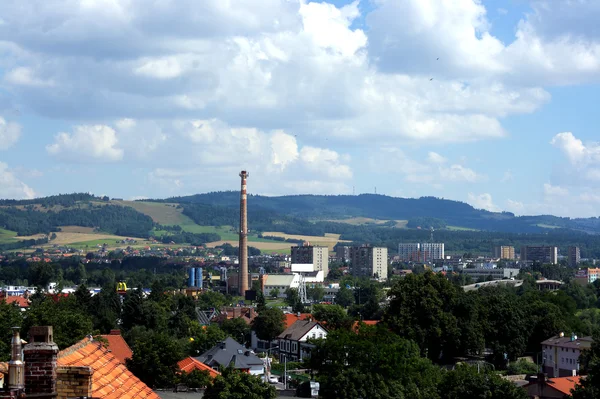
left=239, top=170, right=249, bottom=296
left=8, top=326, right=25, bottom=390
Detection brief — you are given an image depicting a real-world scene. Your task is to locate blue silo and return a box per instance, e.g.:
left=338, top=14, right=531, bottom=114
left=195, top=267, right=203, bottom=288
left=188, top=267, right=196, bottom=287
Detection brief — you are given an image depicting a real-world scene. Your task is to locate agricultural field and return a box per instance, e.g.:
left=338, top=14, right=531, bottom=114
left=205, top=240, right=292, bottom=253
left=261, top=232, right=350, bottom=250
left=17, top=231, right=148, bottom=247
left=446, top=225, right=480, bottom=231
left=112, top=200, right=189, bottom=225
left=327, top=217, right=408, bottom=228
left=0, top=228, right=18, bottom=244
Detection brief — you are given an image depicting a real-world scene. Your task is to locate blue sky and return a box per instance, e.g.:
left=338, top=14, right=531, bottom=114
left=0, top=0, right=600, bottom=217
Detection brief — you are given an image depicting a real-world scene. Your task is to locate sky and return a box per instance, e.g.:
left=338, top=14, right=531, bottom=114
left=0, top=0, right=600, bottom=218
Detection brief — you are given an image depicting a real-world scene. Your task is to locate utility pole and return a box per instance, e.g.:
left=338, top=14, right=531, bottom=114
left=284, top=355, right=287, bottom=390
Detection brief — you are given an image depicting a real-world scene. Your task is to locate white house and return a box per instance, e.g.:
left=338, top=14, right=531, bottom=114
left=541, top=333, right=593, bottom=377
left=277, top=319, right=328, bottom=362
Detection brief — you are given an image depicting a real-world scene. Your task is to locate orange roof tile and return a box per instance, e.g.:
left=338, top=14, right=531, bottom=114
left=547, top=376, right=581, bottom=395
left=58, top=337, right=159, bottom=399
left=284, top=313, right=312, bottom=328
left=177, top=357, right=221, bottom=379
left=2, top=296, right=30, bottom=307
left=100, top=330, right=133, bottom=365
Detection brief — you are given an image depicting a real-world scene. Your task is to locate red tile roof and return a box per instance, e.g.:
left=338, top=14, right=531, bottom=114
left=99, top=330, right=133, bottom=365
left=177, top=357, right=220, bottom=379
left=58, top=337, right=159, bottom=399
left=284, top=313, right=312, bottom=328
left=2, top=296, right=30, bottom=308
left=546, top=376, right=581, bottom=395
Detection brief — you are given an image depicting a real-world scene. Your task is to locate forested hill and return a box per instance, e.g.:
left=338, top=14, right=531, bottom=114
left=0, top=193, right=155, bottom=237
left=163, top=192, right=600, bottom=234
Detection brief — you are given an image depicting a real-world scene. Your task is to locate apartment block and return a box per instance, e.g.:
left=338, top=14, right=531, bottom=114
left=568, top=246, right=581, bottom=267
left=461, top=267, right=520, bottom=281
left=291, top=244, right=329, bottom=277
left=397, top=243, right=444, bottom=262
left=493, top=246, right=515, bottom=260
left=521, top=245, right=558, bottom=265
left=350, top=246, right=388, bottom=280
left=335, top=245, right=351, bottom=263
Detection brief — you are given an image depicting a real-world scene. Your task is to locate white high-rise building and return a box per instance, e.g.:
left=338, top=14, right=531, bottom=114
left=397, top=243, right=444, bottom=262
left=350, top=246, right=388, bottom=280
left=291, top=244, right=329, bottom=277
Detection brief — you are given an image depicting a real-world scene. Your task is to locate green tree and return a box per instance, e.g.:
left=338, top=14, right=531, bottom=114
left=570, top=332, right=600, bottom=399
left=197, top=291, right=227, bottom=310
left=28, top=262, right=55, bottom=288
left=270, top=287, right=280, bottom=299
left=383, top=272, right=460, bottom=361
left=0, top=301, right=24, bottom=361
left=309, top=326, right=440, bottom=399
left=127, top=331, right=184, bottom=388
left=204, top=367, right=276, bottom=399
left=90, top=282, right=121, bottom=332
left=221, top=318, right=251, bottom=346
left=506, top=359, right=539, bottom=375
left=255, top=291, right=267, bottom=312
left=177, top=369, right=212, bottom=389
left=307, top=285, right=325, bottom=302
left=73, top=283, right=92, bottom=313
left=335, top=285, right=355, bottom=308
left=252, top=308, right=285, bottom=343
left=121, top=287, right=146, bottom=331
left=189, top=324, right=227, bottom=356
left=311, top=304, right=352, bottom=330
left=438, top=365, right=528, bottom=399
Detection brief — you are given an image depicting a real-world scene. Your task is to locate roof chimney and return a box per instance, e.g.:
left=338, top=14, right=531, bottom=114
left=23, top=326, right=59, bottom=397
left=8, top=327, right=25, bottom=390
left=109, top=329, right=121, bottom=335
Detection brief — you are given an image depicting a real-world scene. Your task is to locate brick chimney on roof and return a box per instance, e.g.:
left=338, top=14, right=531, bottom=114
left=109, top=329, right=121, bottom=335
left=23, top=326, right=58, bottom=398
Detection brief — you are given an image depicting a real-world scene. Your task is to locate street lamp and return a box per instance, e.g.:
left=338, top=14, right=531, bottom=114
left=266, top=345, right=279, bottom=380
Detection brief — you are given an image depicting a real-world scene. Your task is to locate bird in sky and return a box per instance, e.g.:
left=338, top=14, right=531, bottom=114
left=437, top=57, right=439, bottom=60
left=430, top=78, right=434, bottom=81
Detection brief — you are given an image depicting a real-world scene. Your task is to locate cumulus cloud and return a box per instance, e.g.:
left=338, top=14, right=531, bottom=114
left=427, top=152, right=447, bottom=164
left=0, top=162, right=36, bottom=199
left=551, top=132, right=600, bottom=165
left=439, top=164, right=485, bottom=183
left=0, top=117, right=21, bottom=149
left=544, top=183, right=569, bottom=197
left=46, top=125, right=124, bottom=162
left=467, top=193, right=500, bottom=212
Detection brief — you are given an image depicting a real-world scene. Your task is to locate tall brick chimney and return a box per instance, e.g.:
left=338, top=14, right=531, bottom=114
left=23, top=326, right=58, bottom=398
left=239, top=170, right=250, bottom=296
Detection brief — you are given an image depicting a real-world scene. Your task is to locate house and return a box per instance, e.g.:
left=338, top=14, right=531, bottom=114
left=541, top=334, right=593, bottom=377
left=250, top=312, right=312, bottom=352
left=195, top=337, right=264, bottom=375
left=524, top=375, right=581, bottom=398
left=99, top=329, right=133, bottom=365
left=0, top=325, right=159, bottom=399
left=0, top=296, right=30, bottom=310
left=277, top=319, right=328, bottom=362
left=177, top=357, right=221, bottom=379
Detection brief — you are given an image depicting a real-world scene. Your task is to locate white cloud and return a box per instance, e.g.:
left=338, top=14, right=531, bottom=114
left=0, top=117, right=21, bottom=149
left=506, top=199, right=525, bottom=214
left=543, top=183, right=569, bottom=197
left=439, top=164, right=485, bottom=183
left=427, top=152, right=447, bottom=164
left=46, top=125, right=124, bottom=162
left=501, top=170, right=514, bottom=183
left=467, top=193, right=500, bottom=212
left=300, top=146, right=352, bottom=180
left=0, top=162, right=36, bottom=199
left=270, top=131, right=298, bottom=171
left=551, top=132, right=600, bottom=165
left=4, top=67, right=55, bottom=87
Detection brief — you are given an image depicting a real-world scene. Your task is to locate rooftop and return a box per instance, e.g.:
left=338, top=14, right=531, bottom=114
left=195, top=337, right=263, bottom=370
left=177, top=357, right=220, bottom=379
left=541, top=335, right=593, bottom=350
left=58, top=337, right=159, bottom=399
left=99, top=329, right=133, bottom=365
left=278, top=319, right=323, bottom=341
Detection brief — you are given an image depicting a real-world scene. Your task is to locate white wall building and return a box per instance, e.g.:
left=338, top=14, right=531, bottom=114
left=397, top=243, right=444, bottom=262
left=291, top=245, right=329, bottom=278
left=278, top=320, right=328, bottom=362
left=350, top=246, right=388, bottom=280
left=542, top=334, right=593, bottom=377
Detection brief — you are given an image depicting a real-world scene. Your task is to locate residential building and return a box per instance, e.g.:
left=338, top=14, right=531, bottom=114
left=350, top=246, right=388, bottom=280
left=0, top=325, right=160, bottom=399
left=521, top=246, right=558, bottom=264
left=99, top=329, right=132, bottom=365
left=493, top=246, right=515, bottom=260
left=177, top=357, right=221, bottom=379
left=335, top=245, right=351, bottom=263
left=397, top=243, right=422, bottom=261
left=574, top=268, right=600, bottom=285
left=195, top=337, right=265, bottom=375
left=277, top=319, right=328, bottom=362
left=541, top=334, right=592, bottom=377
left=291, top=244, right=329, bottom=277
left=524, top=375, right=581, bottom=399
left=397, top=243, right=444, bottom=262
left=568, top=246, right=581, bottom=267
left=461, top=267, right=520, bottom=281
left=251, top=313, right=313, bottom=353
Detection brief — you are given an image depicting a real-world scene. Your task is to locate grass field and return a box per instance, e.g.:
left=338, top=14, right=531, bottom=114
left=18, top=231, right=148, bottom=246
left=327, top=217, right=408, bottom=228
left=261, top=232, right=350, bottom=250
left=0, top=228, right=18, bottom=244
left=537, top=224, right=561, bottom=229
left=447, top=225, right=480, bottom=231
left=113, top=200, right=190, bottom=225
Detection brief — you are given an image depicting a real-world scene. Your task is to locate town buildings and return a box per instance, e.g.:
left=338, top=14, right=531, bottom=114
left=277, top=319, right=328, bottom=362
left=397, top=243, right=444, bottom=262
left=568, top=246, right=581, bottom=267
left=461, top=267, right=520, bottom=281
left=349, top=245, right=388, bottom=280
left=291, top=244, right=329, bottom=277
left=574, top=268, right=600, bottom=285
left=335, top=245, right=351, bottom=263
left=493, top=246, right=515, bottom=260
left=541, top=334, right=592, bottom=378
left=195, top=337, right=265, bottom=375
left=520, top=246, right=558, bottom=265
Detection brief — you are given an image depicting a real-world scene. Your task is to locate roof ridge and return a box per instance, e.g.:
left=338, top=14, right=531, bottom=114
left=58, top=337, right=95, bottom=359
